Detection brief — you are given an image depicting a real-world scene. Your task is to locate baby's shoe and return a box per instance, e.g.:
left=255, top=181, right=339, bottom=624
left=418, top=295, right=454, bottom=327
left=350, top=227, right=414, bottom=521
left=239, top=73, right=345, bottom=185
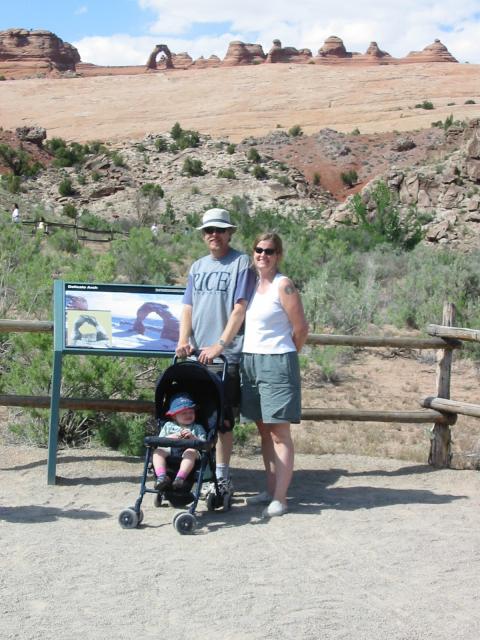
left=154, top=475, right=171, bottom=491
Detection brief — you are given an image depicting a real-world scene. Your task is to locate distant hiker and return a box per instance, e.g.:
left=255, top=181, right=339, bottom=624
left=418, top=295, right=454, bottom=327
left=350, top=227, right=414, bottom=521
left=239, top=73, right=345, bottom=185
left=11, top=203, right=20, bottom=223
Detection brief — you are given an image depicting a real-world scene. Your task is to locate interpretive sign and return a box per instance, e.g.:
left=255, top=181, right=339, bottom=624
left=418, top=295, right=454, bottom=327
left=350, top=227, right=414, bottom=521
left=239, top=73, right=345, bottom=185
left=47, top=281, right=185, bottom=484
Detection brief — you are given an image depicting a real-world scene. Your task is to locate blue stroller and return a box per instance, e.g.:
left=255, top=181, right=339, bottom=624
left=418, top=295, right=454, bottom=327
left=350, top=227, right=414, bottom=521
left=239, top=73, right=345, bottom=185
left=118, top=356, right=232, bottom=534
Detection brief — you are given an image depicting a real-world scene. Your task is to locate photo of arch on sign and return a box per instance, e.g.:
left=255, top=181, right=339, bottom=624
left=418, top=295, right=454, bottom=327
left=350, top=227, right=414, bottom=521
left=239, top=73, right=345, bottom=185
left=63, top=282, right=185, bottom=353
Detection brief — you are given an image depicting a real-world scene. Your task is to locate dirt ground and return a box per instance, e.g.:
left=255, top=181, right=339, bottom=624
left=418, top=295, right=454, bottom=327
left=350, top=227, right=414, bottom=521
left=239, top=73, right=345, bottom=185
left=1, top=444, right=479, bottom=640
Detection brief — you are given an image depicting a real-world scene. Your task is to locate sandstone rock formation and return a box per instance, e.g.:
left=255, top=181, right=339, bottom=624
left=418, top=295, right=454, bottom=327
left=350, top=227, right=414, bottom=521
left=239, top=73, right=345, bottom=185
left=317, top=36, right=350, bottom=59
left=15, top=125, right=46, bottom=147
left=364, top=41, right=391, bottom=60
left=171, top=52, right=193, bottom=69
left=0, top=28, right=80, bottom=78
left=266, top=40, right=312, bottom=63
left=222, top=41, right=266, bottom=66
left=146, top=44, right=173, bottom=70
left=193, top=55, right=221, bottom=68
left=405, top=39, right=458, bottom=63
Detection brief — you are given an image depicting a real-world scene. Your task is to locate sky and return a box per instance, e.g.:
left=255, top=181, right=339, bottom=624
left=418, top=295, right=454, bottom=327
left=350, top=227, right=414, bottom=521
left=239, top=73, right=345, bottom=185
left=1, top=0, right=480, bottom=65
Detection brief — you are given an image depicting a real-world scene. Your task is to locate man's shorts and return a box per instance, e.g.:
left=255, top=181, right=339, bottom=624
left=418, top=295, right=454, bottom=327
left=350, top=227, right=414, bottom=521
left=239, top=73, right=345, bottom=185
left=207, top=363, right=240, bottom=433
left=240, top=352, right=301, bottom=424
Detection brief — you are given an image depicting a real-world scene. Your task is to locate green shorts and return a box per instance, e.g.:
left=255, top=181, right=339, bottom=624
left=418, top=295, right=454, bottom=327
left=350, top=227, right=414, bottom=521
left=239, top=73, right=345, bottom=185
left=240, top=352, right=301, bottom=424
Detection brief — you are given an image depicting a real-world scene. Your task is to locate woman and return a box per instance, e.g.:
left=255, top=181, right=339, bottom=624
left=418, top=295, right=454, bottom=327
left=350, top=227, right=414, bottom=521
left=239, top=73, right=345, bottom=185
left=241, top=233, right=309, bottom=518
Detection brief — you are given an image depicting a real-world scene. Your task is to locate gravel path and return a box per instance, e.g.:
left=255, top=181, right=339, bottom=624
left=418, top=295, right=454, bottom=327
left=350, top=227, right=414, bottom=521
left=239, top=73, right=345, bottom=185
left=1, top=446, right=479, bottom=639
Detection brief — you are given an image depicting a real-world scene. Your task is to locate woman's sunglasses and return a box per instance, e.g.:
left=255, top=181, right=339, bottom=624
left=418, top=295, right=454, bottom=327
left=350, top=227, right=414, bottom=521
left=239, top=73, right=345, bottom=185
left=203, top=227, right=227, bottom=234
left=254, top=247, right=276, bottom=255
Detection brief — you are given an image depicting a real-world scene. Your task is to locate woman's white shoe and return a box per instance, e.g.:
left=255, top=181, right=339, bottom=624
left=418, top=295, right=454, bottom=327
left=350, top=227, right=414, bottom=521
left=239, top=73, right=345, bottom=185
left=262, top=500, right=288, bottom=518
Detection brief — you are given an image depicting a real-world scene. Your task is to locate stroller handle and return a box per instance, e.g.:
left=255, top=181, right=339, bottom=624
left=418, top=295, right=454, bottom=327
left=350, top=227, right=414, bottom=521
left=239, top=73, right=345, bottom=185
left=173, top=352, right=229, bottom=383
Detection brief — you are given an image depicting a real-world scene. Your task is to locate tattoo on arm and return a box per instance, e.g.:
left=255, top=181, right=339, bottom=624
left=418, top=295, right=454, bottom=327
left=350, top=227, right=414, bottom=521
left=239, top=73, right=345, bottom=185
left=284, top=284, right=295, bottom=295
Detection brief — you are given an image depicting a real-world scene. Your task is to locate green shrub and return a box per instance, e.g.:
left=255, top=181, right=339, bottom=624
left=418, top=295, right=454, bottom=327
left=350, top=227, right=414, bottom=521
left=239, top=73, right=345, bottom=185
left=217, top=168, right=236, bottom=179
left=182, top=157, right=205, bottom=177
left=110, top=151, right=126, bottom=167
left=288, top=124, right=303, bottom=137
left=226, top=143, right=236, bottom=155
left=140, top=183, right=164, bottom=198
left=48, top=229, right=80, bottom=254
left=313, top=172, right=321, bottom=186
left=0, top=143, right=43, bottom=176
left=247, top=147, right=261, bottom=163
left=464, top=99, right=476, bottom=105
left=275, top=174, right=290, bottom=187
left=155, top=136, right=168, bottom=152
left=77, top=174, right=86, bottom=186
left=252, top=165, right=268, bottom=180
left=0, top=75, right=6, bottom=81
left=341, top=169, right=358, bottom=187
left=58, top=177, right=75, bottom=197
left=62, top=202, right=78, bottom=219
left=170, top=122, right=200, bottom=149
left=415, top=100, right=434, bottom=110
left=1, top=174, right=21, bottom=193
left=91, top=171, right=101, bottom=182
left=351, top=128, right=360, bottom=135
left=46, top=138, right=88, bottom=167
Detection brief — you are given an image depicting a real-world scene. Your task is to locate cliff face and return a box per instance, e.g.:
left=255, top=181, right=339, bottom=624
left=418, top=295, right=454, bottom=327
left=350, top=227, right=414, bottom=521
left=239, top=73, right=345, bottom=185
left=0, top=28, right=80, bottom=78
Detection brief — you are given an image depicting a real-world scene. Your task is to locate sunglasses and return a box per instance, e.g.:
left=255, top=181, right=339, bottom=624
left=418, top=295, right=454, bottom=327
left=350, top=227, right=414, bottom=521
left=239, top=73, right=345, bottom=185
left=254, top=247, right=276, bottom=255
left=203, top=227, right=227, bottom=234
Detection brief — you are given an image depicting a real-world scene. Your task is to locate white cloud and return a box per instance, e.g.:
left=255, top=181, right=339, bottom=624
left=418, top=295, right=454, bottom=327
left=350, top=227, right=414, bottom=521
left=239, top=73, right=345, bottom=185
left=74, top=5, right=88, bottom=16
left=76, top=1, right=480, bottom=64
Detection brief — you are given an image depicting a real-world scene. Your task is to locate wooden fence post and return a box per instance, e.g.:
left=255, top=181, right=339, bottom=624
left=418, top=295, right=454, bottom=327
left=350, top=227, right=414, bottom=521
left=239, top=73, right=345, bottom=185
left=428, top=302, right=455, bottom=467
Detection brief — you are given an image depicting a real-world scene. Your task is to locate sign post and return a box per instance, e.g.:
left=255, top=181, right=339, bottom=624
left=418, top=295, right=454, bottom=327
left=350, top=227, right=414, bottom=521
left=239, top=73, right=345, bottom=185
left=46, top=280, right=184, bottom=484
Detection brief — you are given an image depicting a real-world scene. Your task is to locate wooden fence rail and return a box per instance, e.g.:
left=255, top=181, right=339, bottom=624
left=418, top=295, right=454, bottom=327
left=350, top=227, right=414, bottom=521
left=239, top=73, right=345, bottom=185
left=2, top=312, right=479, bottom=474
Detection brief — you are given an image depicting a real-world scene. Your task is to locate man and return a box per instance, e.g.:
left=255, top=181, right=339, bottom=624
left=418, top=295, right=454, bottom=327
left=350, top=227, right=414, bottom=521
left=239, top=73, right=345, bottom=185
left=176, top=208, right=255, bottom=496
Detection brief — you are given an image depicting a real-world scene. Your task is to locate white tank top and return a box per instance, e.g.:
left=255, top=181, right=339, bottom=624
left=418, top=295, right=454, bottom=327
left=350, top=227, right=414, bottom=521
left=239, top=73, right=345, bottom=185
left=242, top=273, right=296, bottom=354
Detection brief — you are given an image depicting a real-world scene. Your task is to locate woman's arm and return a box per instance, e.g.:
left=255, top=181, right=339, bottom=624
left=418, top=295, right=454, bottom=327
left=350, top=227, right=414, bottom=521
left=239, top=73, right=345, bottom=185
left=279, top=278, right=309, bottom=352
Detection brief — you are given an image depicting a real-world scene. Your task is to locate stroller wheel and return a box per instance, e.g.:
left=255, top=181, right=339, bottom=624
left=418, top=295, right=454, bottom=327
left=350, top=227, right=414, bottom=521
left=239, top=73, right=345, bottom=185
left=118, top=507, right=139, bottom=529
left=222, top=493, right=233, bottom=512
left=206, top=492, right=216, bottom=512
left=173, top=512, right=196, bottom=535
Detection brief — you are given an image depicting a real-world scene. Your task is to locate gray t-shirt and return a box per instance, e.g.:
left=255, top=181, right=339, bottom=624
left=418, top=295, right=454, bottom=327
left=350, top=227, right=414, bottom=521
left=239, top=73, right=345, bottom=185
left=183, top=248, right=255, bottom=364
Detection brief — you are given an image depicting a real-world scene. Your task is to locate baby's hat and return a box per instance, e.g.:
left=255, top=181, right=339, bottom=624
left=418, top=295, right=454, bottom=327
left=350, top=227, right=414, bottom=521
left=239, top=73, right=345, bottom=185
left=166, top=392, right=196, bottom=416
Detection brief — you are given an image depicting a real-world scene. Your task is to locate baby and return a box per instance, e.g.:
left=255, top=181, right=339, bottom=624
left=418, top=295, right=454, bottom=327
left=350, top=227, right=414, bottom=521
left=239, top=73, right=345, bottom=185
left=153, top=392, right=206, bottom=491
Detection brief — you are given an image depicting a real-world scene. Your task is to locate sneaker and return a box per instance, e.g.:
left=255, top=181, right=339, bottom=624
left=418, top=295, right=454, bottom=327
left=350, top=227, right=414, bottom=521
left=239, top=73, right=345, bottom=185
left=172, top=476, right=186, bottom=491
left=205, top=477, right=234, bottom=498
left=154, top=475, right=171, bottom=491
left=246, top=491, right=272, bottom=505
left=262, top=500, right=288, bottom=518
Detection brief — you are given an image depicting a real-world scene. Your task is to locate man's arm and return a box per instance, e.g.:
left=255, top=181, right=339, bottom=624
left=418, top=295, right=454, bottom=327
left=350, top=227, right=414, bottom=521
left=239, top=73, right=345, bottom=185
left=198, top=299, right=248, bottom=364
left=176, top=304, right=194, bottom=357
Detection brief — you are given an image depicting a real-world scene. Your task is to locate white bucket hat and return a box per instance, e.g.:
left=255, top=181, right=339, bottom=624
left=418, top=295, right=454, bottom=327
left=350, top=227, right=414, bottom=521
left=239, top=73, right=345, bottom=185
left=196, top=208, right=236, bottom=230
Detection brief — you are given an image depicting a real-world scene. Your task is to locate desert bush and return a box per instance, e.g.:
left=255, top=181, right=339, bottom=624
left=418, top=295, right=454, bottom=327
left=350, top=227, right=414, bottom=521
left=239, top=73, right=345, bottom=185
left=247, top=147, right=261, bottom=163
left=415, top=100, right=434, bottom=110
left=464, top=99, right=476, bottom=105
left=226, top=143, right=236, bottom=155
left=313, top=172, right=321, bottom=186
left=155, top=136, right=168, bottom=152
left=48, top=229, right=80, bottom=254
left=170, top=122, right=200, bottom=149
left=110, top=151, right=126, bottom=167
left=275, top=174, right=290, bottom=186
left=252, top=165, right=268, bottom=180
left=288, top=124, right=303, bottom=137
left=217, top=168, right=236, bottom=179
left=111, top=227, right=175, bottom=284
left=0, top=143, right=43, bottom=176
left=46, top=138, right=88, bottom=167
left=77, top=174, right=86, bottom=185
left=341, top=169, right=358, bottom=187
left=1, top=174, right=21, bottom=193
left=140, top=183, right=164, bottom=198
left=58, top=177, right=75, bottom=197
left=182, top=157, right=205, bottom=177
left=62, top=202, right=78, bottom=219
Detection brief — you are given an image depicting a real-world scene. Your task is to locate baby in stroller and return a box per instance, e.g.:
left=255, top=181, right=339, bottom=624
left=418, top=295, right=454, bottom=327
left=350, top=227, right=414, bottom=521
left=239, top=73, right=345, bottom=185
left=153, top=393, right=206, bottom=492
left=119, top=356, right=232, bottom=534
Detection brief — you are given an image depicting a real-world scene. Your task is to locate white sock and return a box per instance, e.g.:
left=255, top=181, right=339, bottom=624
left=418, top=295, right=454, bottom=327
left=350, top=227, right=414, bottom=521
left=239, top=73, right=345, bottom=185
left=216, top=463, right=229, bottom=481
